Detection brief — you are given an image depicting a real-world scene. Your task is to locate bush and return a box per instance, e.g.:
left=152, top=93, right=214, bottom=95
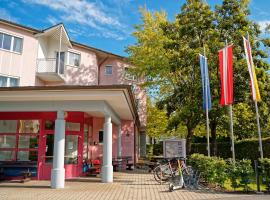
left=190, top=154, right=254, bottom=191
left=259, top=158, right=270, bottom=192
left=191, top=137, right=270, bottom=160
left=189, top=154, right=227, bottom=187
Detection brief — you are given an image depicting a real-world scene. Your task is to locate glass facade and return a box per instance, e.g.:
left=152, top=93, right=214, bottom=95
left=0, top=120, right=39, bottom=161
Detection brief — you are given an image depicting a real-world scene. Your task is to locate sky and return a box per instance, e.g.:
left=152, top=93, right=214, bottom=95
left=0, top=0, right=270, bottom=57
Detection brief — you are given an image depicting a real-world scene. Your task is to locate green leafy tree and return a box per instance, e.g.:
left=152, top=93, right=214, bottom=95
left=146, top=98, right=169, bottom=139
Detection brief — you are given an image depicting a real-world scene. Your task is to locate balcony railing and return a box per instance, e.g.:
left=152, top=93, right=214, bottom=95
left=36, top=58, right=65, bottom=74
left=36, top=58, right=65, bottom=82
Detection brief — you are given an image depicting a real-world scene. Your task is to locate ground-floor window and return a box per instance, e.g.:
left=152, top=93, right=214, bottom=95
left=0, top=120, right=39, bottom=162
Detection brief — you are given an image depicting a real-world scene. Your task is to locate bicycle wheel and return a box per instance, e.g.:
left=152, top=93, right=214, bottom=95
left=153, top=164, right=172, bottom=183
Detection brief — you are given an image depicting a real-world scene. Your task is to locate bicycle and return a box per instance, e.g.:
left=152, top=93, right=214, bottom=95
left=153, top=157, right=193, bottom=184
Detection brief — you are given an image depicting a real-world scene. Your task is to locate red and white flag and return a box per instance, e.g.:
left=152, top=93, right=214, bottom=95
left=219, top=45, right=234, bottom=106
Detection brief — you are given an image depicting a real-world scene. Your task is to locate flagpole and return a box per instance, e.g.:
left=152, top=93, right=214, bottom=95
left=204, top=46, right=210, bottom=157
left=247, top=32, right=264, bottom=159
left=225, top=40, right=236, bottom=162
left=255, top=100, right=263, bottom=159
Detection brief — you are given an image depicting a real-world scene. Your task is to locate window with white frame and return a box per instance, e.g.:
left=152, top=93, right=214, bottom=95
left=0, top=32, right=23, bottom=53
left=0, top=75, right=19, bottom=87
left=68, top=51, right=80, bottom=67
left=105, top=65, right=113, bottom=75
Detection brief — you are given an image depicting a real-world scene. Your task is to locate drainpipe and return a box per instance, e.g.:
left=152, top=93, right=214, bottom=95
left=97, top=56, right=109, bottom=85
left=58, top=26, right=62, bottom=74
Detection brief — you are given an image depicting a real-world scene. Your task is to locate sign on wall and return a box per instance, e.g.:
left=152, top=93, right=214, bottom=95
left=163, top=139, right=186, bottom=158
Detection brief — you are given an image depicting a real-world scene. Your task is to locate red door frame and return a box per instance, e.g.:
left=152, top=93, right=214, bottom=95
left=0, top=111, right=88, bottom=180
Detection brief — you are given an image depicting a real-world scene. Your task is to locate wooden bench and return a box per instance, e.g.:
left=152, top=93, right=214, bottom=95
left=0, top=162, right=37, bottom=182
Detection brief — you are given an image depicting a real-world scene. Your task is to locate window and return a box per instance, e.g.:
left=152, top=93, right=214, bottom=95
left=105, top=65, right=112, bottom=75
left=0, top=120, right=39, bottom=162
left=65, top=135, right=78, bottom=164
left=68, top=52, right=80, bottom=67
left=66, top=122, right=80, bottom=131
left=125, top=68, right=136, bottom=81
left=99, top=130, right=103, bottom=144
left=0, top=75, right=19, bottom=87
left=0, top=32, right=23, bottom=53
left=13, top=37, right=23, bottom=53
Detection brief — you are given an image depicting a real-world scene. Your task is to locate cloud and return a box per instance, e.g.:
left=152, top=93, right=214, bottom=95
left=257, top=20, right=270, bottom=31
left=47, top=16, right=59, bottom=25
left=22, top=0, right=127, bottom=40
left=0, top=8, right=18, bottom=22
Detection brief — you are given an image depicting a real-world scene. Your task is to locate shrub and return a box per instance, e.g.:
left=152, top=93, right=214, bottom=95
left=259, top=158, right=270, bottom=192
left=189, top=154, right=228, bottom=187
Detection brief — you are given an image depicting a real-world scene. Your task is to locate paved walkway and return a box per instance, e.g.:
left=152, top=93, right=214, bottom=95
left=0, top=170, right=269, bottom=200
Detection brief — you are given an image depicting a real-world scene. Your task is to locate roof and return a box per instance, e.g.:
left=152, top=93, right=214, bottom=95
left=0, top=18, right=126, bottom=60
left=0, top=85, right=140, bottom=127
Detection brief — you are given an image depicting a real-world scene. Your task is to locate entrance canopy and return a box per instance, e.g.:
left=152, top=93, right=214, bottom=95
left=0, top=85, right=139, bottom=126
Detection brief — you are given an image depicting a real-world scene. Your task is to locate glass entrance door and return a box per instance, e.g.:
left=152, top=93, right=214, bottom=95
left=39, top=120, right=83, bottom=180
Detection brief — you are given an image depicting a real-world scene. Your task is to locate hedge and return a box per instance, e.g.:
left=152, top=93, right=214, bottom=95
left=191, top=137, right=270, bottom=160
left=190, top=154, right=254, bottom=191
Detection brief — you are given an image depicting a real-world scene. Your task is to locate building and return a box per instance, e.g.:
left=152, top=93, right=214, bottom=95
left=0, top=19, right=147, bottom=188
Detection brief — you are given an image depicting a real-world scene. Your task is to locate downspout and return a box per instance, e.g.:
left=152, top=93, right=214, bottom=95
left=58, top=26, right=62, bottom=74
left=97, top=56, right=109, bottom=85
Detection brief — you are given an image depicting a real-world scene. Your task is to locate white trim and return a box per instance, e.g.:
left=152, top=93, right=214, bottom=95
left=0, top=74, right=20, bottom=87
left=0, top=30, right=23, bottom=54
left=67, top=51, right=81, bottom=67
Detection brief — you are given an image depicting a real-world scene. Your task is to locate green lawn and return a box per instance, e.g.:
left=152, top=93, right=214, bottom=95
left=224, top=179, right=267, bottom=192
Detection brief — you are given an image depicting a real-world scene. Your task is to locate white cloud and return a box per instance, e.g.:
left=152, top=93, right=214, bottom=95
left=22, top=0, right=127, bottom=40
left=0, top=8, right=18, bottom=22
left=258, top=20, right=270, bottom=31
left=47, top=16, right=59, bottom=25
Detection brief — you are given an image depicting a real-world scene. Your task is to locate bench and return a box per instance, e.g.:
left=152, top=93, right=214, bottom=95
left=112, top=156, right=134, bottom=171
left=0, top=162, right=37, bottom=182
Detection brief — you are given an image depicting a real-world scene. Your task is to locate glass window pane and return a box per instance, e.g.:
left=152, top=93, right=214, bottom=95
left=18, top=120, right=40, bottom=134
left=0, top=76, right=8, bottom=87
left=18, top=135, right=39, bottom=149
left=0, top=135, right=16, bottom=148
left=69, top=52, right=80, bottom=66
left=99, top=130, right=103, bottom=143
left=45, top=120, right=55, bottom=130
left=0, top=120, right=17, bottom=133
left=65, top=135, right=78, bottom=164
left=9, top=77, right=19, bottom=87
left=66, top=122, right=80, bottom=131
left=105, top=66, right=112, bottom=75
left=13, top=37, right=23, bottom=53
left=83, top=124, right=89, bottom=160
left=0, top=33, right=3, bottom=48
left=0, top=151, right=14, bottom=161
left=3, top=34, right=12, bottom=50
left=45, top=134, right=54, bottom=163
left=17, top=151, right=38, bottom=161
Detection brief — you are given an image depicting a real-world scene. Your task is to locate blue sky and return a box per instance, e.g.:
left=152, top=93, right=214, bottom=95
left=0, top=0, right=270, bottom=56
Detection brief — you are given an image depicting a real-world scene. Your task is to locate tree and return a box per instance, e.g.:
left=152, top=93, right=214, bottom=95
left=146, top=98, right=169, bottom=140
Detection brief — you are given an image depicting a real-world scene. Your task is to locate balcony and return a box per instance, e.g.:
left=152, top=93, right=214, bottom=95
left=36, top=58, right=65, bottom=82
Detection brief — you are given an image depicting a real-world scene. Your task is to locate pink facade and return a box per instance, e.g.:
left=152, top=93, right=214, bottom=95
left=0, top=19, right=146, bottom=180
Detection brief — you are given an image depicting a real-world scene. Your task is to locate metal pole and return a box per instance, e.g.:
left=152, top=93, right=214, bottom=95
left=247, top=32, right=263, bottom=159
left=204, top=46, right=210, bottom=157
left=255, top=101, right=263, bottom=159
left=229, top=105, right=235, bottom=162
left=225, top=40, right=235, bottom=162
left=58, top=26, right=62, bottom=74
